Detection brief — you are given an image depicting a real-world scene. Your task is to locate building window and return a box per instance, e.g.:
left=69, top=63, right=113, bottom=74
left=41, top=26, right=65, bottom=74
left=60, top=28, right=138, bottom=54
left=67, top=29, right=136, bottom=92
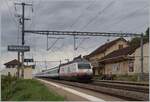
left=128, top=61, right=134, bottom=72
left=112, top=64, right=119, bottom=72
left=118, top=44, right=123, bottom=49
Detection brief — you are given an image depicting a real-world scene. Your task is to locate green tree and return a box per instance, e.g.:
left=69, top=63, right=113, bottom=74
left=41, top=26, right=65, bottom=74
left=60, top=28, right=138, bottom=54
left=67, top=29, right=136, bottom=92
left=145, top=27, right=149, bottom=42
left=129, top=27, right=149, bottom=48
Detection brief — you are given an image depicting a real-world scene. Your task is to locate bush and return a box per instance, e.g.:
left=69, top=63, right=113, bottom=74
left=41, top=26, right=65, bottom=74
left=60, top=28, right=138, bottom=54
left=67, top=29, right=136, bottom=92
left=94, top=74, right=114, bottom=80
left=94, top=74, right=138, bottom=81
left=1, top=75, right=18, bottom=100
left=113, top=74, right=138, bottom=81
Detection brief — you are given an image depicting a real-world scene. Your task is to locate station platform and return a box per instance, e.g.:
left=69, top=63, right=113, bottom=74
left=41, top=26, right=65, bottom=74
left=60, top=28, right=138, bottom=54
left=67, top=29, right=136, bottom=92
left=36, top=78, right=125, bottom=101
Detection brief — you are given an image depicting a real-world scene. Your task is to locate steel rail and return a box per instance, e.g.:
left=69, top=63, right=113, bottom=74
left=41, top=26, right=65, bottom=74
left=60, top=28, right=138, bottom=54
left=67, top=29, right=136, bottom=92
left=39, top=78, right=149, bottom=101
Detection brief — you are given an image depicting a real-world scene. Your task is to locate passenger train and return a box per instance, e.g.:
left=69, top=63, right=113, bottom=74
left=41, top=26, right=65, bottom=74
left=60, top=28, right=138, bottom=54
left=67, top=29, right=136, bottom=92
left=34, top=57, right=93, bottom=81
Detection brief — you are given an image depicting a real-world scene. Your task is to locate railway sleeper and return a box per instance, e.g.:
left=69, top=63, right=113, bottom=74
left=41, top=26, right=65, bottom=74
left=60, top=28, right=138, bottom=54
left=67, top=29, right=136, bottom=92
left=54, top=80, right=149, bottom=101
left=95, top=80, right=149, bottom=86
left=92, top=81, right=149, bottom=93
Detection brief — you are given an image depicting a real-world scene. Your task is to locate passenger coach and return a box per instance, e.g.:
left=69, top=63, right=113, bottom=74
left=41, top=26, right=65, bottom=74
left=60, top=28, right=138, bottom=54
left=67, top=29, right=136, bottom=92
left=35, top=56, right=93, bottom=81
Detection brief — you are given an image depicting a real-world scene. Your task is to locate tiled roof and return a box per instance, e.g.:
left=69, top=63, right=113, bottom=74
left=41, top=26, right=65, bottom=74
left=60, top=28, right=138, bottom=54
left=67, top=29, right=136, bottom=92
left=101, top=42, right=149, bottom=62
left=87, top=38, right=128, bottom=57
left=4, top=59, right=21, bottom=66
left=98, top=46, right=137, bottom=63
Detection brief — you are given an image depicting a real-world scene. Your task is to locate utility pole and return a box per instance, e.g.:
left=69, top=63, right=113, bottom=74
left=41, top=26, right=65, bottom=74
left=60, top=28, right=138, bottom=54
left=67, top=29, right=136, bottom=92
left=73, top=35, right=76, bottom=58
left=21, top=3, right=25, bottom=78
left=15, top=2, right=32, bottom=78
left=16, top=16, right=21, bottom=78
left=140, top=33, right=144, bottom=81
left=17, top=52, right=20, bottom=78
left=73, top=35, right=76, bottom=51
left=47, top=34, right=48, bottom=50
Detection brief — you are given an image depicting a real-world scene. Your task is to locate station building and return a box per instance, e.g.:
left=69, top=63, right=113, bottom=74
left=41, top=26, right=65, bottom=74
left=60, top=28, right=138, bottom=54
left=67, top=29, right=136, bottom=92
left=85, top=38, right=129, bottom=75
left=99, top=42, right=149, bottom=75
left=1, top=59, right=21, bottom=76
left=1, top=59, right=33, bottom=79
left=85, top=38, right=149, bottom=77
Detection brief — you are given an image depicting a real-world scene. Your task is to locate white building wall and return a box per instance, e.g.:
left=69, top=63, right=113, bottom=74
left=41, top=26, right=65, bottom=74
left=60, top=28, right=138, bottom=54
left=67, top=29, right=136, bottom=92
left=24, top=67, right=33, bottom=79
left=0, top=68, right=17, bottom=76
left=132, top=43, right=149, bottom=74
left=1, top=67, right=33, bottom=79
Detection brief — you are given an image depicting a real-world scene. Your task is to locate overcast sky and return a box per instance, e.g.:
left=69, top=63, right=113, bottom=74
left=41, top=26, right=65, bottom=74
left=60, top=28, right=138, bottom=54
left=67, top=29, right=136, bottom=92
left=0, top=0, right=149, bottom=71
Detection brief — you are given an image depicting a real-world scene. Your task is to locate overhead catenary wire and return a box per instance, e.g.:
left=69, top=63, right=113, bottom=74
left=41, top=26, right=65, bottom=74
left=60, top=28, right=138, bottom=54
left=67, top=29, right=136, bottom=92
left=17, top=18, right=21, bottom=44
left=74, top=37, right=90, bottom=50
left=5, top=0, right=18, bottom=25
left=100, top=6, right=148, bottom=30
left=80, top=0, right=115, bottom=31
left=67, top=1, right=96, bottom=57
left=31, top=1, right=44, bottom=63
left=34, top=0, right=63, bottom=47
left=69, top=0, right=96, bottom=29
left=27, top=1, right=34, bottom=29
left=17, top=0, right=34, bottom=61
left=5, top=0, right=21, bottom=45
left=19, top=0, right=144, bottom=62
left=28, top=0, right=40, bottom=60
left=46, top=35, right=64, bottom=51
left=26, top=1, right=110, bottom=59
left=69, top=0, right=94, bottom=54
left=71, top=0, right=115, bottom=54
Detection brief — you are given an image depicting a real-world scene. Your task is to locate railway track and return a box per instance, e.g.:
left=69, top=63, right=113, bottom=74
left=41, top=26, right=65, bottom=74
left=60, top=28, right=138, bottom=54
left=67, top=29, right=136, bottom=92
left=94, top=80, right=149, bottom=86
left=40, top=78, right=149, bottom=101
left=92, top=80, right=149, bottom=93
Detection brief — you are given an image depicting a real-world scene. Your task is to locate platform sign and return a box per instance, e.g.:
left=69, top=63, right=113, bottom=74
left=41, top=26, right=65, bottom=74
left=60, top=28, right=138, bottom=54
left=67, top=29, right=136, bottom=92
left=24, top=59, right=34, bottom=62
left=8, top=45, right=30, bottom=52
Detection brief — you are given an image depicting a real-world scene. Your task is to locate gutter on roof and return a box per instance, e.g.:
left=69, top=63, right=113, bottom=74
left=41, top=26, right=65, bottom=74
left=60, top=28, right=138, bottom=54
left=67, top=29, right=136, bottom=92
left=99, top=55, right=134, bottom=63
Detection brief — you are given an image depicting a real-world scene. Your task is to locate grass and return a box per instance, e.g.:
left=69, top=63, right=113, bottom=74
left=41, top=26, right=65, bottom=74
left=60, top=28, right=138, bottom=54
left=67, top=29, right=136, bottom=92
left=1, top=75, right=64, bottom=101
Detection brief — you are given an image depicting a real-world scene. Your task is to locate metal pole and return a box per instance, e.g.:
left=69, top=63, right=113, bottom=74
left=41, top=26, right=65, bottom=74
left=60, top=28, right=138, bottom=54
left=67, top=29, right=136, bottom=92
left=22, top=3, right=25, bottom=45
left=60, top=60, right=61, bottom=65
left=73, top=35, right=76, bottom=58
left=46, top=34, right=48, bottom=51
left=21, top=3, right=25, bottom=78
left=17, top=52, right=20, bottom=78
left=73, top=35, right=76, bottom=51
left=14, top=2, right=32, bottom=78
left=140, top=33, right=144, bottom=81
left=21, top=52, right=24, bottom=78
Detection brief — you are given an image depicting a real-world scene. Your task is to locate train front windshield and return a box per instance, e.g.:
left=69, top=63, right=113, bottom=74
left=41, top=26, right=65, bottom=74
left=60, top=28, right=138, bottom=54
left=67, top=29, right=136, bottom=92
left=78, top=64, right=91, bottom=69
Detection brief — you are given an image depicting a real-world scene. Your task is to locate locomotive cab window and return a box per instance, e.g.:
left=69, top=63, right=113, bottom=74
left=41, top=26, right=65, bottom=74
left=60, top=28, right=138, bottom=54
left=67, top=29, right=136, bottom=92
left=78, top=64, right=91, bottom=69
